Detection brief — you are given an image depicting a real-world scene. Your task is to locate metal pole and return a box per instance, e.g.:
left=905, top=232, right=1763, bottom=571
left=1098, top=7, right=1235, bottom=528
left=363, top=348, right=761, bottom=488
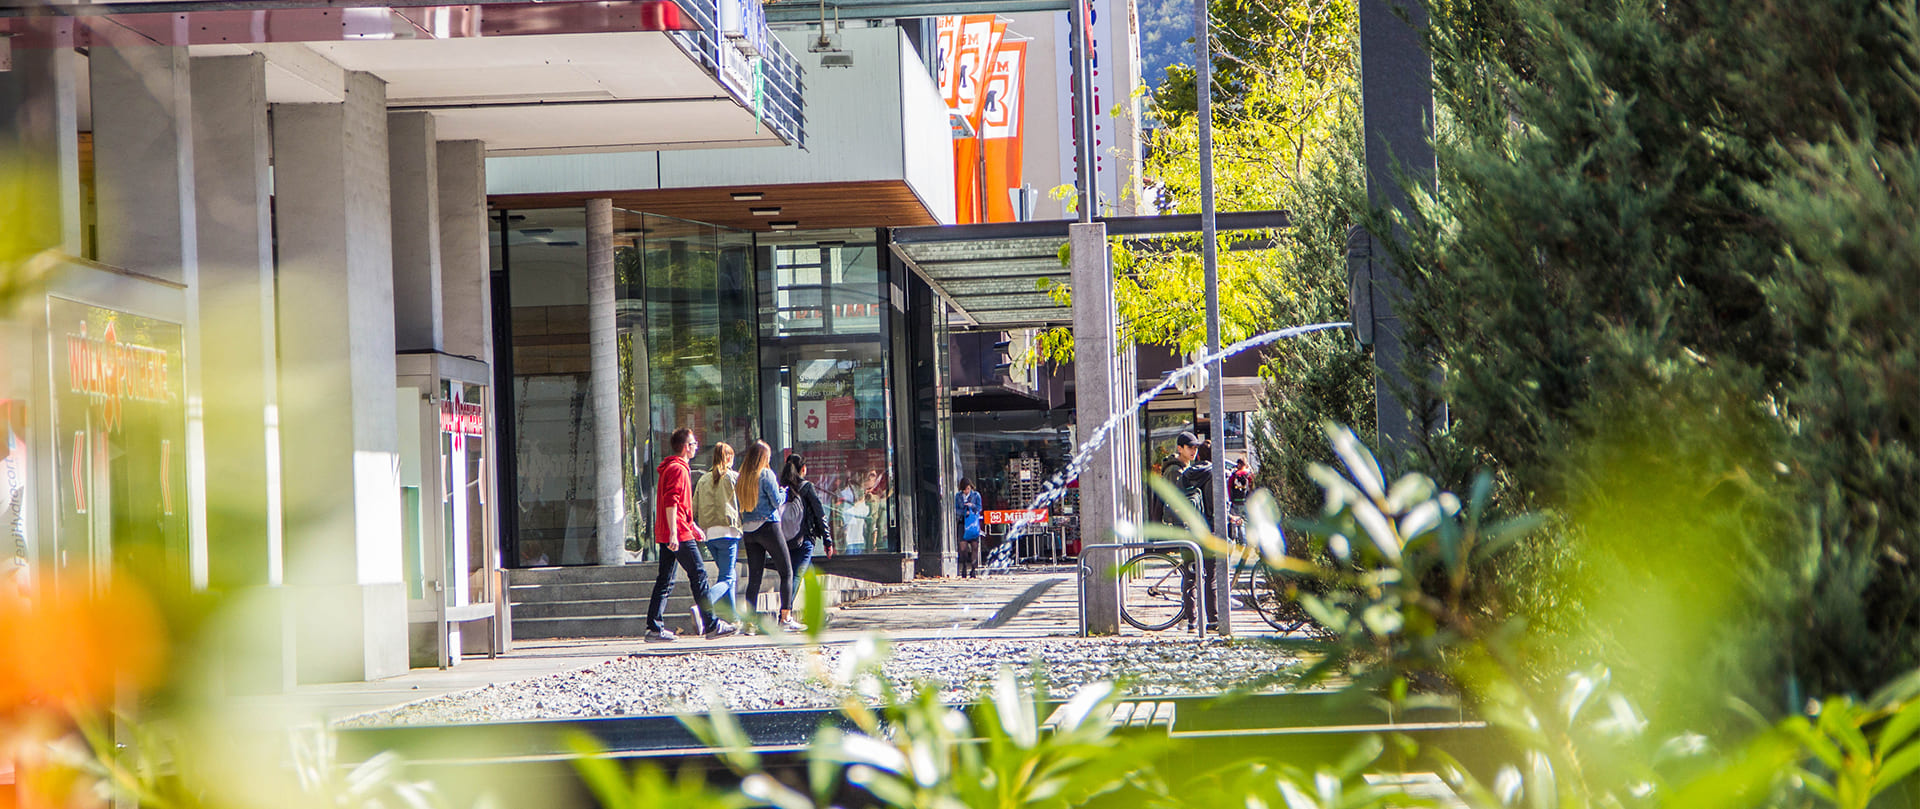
left=1196, top=0, right=1231, bottom=636
left=1069, top=0, right=1095, bottom=222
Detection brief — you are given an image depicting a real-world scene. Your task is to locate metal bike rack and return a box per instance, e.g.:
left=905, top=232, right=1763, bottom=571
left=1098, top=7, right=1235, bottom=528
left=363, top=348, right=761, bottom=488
left=1078, top=540, right=1207, bottom=640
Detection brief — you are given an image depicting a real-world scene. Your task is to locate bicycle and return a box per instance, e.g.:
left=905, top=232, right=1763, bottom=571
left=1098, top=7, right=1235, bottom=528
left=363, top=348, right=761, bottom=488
left=1116, top=547, right=1197, bottom=631
left=1238, top=565, right=1321, bottom=634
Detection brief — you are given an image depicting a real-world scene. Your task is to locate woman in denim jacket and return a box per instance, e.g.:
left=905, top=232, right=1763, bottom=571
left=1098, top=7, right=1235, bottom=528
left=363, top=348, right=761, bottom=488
left=734, top=441, right=802, bottom=632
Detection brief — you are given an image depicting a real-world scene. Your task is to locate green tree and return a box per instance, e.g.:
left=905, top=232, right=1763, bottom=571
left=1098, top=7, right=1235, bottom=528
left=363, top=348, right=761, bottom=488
left=1360, top=0, right=1920, bottom=705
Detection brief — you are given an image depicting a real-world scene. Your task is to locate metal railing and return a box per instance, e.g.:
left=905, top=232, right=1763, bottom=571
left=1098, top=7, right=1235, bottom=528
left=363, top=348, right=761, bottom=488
left=666, top=0, right=806, bottom=147
left=1078, top=540, right=1207, bottom=640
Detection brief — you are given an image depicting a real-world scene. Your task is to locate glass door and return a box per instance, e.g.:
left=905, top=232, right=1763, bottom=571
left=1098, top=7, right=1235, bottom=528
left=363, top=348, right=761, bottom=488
left=397, top=375, right=448, bottom=667
left=400, top=354, right=504, bottom=669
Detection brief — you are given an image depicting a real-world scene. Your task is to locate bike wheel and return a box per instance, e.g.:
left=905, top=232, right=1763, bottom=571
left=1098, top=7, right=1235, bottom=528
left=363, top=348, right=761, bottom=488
left=1119, top=550, right=1193, bottom=632
left=1245, top=567, right=1315, bottom=634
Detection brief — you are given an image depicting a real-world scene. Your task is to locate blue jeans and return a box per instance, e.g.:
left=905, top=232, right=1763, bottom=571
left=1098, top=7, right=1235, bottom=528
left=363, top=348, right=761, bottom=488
left=789, top=537, right=815, bottom=581
left=705, top=535, right=741, bottom=618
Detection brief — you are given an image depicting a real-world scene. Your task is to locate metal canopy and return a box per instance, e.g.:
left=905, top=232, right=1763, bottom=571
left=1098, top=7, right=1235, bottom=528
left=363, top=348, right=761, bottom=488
left=890, top=211, right=1289, bottom=328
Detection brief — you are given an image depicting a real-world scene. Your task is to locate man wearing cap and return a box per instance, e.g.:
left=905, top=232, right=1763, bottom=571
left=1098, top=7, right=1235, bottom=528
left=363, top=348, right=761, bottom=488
left=1172, top=431, right=1223, bottom=631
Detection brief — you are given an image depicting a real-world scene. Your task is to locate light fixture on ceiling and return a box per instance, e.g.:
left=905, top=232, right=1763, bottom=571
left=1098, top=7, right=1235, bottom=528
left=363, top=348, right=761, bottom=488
left=731, top=191, right=765, bottom=201
left=810, top=1, right=852, bottom=67
left=769, top=221, right=800, bottom=230
left=750, top=206, right=783, bottom=216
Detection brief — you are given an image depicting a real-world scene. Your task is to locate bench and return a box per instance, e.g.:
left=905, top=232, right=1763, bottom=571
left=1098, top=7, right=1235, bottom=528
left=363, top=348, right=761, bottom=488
left=1039, top=700, right=1176, bottom=735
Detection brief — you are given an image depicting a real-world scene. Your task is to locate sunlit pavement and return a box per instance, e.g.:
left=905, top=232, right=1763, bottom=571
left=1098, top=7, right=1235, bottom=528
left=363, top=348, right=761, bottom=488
left=243, top=567, right=1282, bottom=724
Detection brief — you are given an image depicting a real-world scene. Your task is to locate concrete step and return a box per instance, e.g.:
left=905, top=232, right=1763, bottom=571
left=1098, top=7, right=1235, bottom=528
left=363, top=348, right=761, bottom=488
left=508, top=583, right=893, bottom=640
left=509, top=562, right=714, bottom=587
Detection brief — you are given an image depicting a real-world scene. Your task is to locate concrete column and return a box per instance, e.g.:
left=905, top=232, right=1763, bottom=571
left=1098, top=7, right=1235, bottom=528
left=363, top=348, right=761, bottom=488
left=90, top=45, right=198, bottom=281
left=191, top=53, right=295, bottom=691
left=1071, top=222, right=1120, bottom=634
left=436, top=140, right=491, bottom=361
left=389, top=111, right=443, bottom=353
left=586, top=198, right=624, bottom=565
left=0, top=35, right=83, bottom=256
left=272, top=71, right=406, bottom=682
left=90, top=43, right=211, bottom=596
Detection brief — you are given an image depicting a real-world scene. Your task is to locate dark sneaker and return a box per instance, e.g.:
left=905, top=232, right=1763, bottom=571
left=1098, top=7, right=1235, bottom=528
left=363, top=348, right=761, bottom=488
left=706, top=620, right=739, bottom=639
left=644, top=628, right=678, bottom=642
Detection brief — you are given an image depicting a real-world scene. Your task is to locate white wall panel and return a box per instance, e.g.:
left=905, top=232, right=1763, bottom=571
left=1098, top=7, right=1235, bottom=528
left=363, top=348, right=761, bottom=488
left=897, top=32, right=956, bottom=225
left=657, top=28, right=911, bottom=186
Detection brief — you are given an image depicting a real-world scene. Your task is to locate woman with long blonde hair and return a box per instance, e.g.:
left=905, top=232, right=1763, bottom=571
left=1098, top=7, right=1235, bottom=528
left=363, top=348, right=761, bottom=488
left=694, top=443, right=741, bottom=618
left=734, top=441, right=801, bottom=632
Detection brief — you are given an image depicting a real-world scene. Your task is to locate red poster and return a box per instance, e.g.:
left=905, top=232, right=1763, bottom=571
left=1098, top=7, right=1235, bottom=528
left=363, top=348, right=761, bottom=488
left=985, top=508, right=1048, bottom=525
left=827, top=397, right=856, bottom=441
left=950, top=15, right=1005, bottom=223
left=981, top=40, right=1027, bottom=222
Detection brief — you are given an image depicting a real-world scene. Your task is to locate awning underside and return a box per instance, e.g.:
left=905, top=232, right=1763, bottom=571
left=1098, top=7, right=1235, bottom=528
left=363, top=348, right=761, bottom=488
left=889, top=211, right=1290, bottom=329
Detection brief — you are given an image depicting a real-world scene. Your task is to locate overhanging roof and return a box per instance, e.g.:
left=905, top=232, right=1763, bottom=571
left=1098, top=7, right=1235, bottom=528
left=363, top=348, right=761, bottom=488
left=6, top=0, right=805, bottom=154
left=890, top=211, right=1290, bottom=329
left=761, top=0, right=1071, bottom=22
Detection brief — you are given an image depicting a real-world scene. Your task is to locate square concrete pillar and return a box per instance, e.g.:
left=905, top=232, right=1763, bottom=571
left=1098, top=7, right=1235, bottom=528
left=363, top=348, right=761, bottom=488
left=89, top=44, right=198, bottom=281
left=271, top=71, right=407, bottom=682
left=1071, top=222, right=1121, bottom=634
left=436, top=140, right=491, bottom=361
left=0, top=36, right=83, bottom=257
left=389, top=111, right=443, bottom=353
left=192, top=53, right=295, bottom=693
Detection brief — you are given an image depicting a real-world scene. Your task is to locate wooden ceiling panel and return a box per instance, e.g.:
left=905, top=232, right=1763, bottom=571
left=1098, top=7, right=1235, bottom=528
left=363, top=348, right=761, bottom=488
left=489, top=180, right=940, bottom=232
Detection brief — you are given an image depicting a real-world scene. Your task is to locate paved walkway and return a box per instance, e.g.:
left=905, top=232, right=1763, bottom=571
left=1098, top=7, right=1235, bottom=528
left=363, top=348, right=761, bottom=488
left=245, top=567, right=1086, bottom=724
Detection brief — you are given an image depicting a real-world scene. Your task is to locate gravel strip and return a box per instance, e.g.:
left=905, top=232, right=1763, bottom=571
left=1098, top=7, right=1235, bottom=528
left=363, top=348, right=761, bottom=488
left=343, top=637, right=1306, bottom=726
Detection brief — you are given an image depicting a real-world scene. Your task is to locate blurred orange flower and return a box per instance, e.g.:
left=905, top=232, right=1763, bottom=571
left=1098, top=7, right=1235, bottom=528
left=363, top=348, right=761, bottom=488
left=0, top=572, right=168, bottom=719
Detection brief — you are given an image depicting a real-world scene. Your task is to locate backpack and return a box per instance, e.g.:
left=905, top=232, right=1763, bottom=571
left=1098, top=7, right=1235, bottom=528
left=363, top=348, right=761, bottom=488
left=778, top=485, right=807, bottom=542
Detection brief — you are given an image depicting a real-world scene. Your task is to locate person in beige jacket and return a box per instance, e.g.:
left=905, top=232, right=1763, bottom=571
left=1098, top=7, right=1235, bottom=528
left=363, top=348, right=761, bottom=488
left=694, top=442, right=743, bottom=619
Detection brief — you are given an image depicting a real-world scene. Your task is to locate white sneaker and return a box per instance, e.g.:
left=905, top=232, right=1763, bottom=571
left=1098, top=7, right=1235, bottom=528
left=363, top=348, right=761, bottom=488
left=644, top=628, right=678, bottom=642
left=707, top=620, right=739, bottom=639
left=780, top=619, right=806, bottom=633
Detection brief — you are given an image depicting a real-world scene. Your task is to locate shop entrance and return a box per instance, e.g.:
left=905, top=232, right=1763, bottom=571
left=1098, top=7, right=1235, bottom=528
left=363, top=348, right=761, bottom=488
left=398, top=353, right=507, bottom=667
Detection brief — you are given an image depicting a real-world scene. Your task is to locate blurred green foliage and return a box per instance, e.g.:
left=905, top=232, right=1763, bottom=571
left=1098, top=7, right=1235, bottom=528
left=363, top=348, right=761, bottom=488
left=1352, top=0, right=1920, bottom=711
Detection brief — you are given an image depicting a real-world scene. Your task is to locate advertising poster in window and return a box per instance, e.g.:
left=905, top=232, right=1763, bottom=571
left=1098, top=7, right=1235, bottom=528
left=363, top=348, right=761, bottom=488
left=826, top=396, right=856, bottom=441
left=49, top=298, right=187, bottom=575
left=797, top=399, right=827, bottom=442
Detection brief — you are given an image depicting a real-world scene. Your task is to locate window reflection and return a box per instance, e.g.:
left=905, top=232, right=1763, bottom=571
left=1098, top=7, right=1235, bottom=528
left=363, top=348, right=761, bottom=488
left=759, top=232, right=897, bottom=554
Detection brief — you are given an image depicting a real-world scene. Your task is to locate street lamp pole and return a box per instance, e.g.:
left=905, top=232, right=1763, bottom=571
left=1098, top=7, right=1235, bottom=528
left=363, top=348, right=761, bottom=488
left=1196, top=0, right=1231, bottom=635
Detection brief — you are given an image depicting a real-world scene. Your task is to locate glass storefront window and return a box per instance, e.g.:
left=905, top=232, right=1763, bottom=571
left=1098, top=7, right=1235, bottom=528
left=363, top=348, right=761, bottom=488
left=48, top=299, right=188, bottom=580
left=629, top=214, right=761, bottom=537
left=497, top=208, right=599, bottom=567
left=758, top=231, right=898, bottom=554
left=497, top=209, right=761, bottom=567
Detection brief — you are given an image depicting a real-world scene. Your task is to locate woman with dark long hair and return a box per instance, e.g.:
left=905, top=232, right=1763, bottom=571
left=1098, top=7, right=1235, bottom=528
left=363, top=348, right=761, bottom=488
left=779, top=454, right=832, bottom=587
left=735, top=441, right=802, bottom=632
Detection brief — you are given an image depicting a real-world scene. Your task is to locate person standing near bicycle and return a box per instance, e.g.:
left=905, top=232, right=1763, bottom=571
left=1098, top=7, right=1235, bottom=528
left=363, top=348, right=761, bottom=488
left=1172, top=432, right=1225, bottom=631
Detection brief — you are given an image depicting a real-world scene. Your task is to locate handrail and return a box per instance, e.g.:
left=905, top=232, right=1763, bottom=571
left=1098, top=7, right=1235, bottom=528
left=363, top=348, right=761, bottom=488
left=1078, top=541, right=1206, bottom=640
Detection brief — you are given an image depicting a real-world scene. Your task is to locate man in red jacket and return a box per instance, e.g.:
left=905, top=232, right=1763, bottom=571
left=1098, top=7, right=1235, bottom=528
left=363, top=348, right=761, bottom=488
left=645, top=428, right=738, bottom=641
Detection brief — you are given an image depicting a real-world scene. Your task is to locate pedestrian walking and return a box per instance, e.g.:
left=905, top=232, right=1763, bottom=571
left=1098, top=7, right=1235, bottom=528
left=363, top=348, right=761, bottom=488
left=695, top=442, right=742, bottom=620
left=956, top=478, right=984, bottom=578
left=736, top=440, right=803, bottom=633
left=779, top=454, right=832, bottom=587
left=645, top=429, right=738, bottom=641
